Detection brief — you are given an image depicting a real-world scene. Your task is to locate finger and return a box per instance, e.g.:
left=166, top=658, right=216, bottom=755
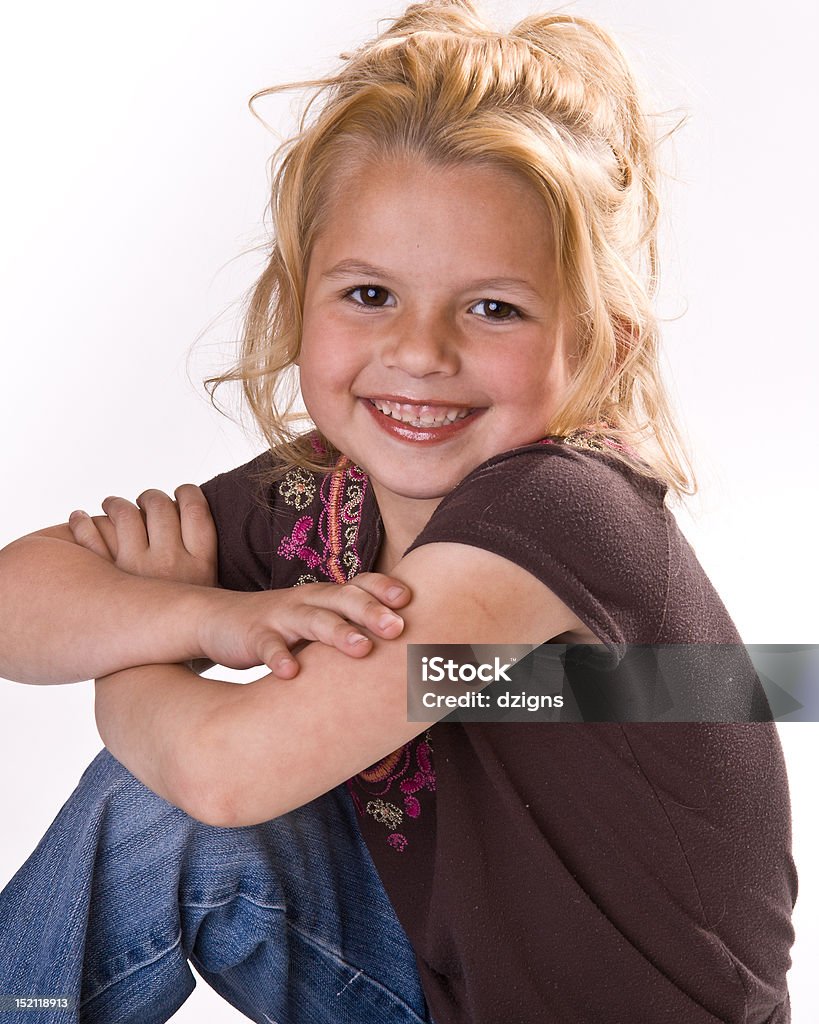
left=255, top=634, right=301, bottom=679
left=316, top=583, right=405, bottom=639
left=174, top=484, right=218, bottom=562
left=347, top=572, right=412, bottom=608
left=90, top=514, right=120, bottom=557
left=67, top=510, right=116, bottom=561
left=100, top=495, right=149, bottom=562
left=297, top=606, right=377, bottom=655
left=134, top=489, right=183, bottom=555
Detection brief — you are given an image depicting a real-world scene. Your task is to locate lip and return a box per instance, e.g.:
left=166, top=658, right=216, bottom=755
left=361, top=397, right=484, bottom=444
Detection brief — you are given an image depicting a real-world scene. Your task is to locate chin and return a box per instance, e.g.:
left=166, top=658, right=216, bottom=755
left=370, top=468, right=468, bottom=502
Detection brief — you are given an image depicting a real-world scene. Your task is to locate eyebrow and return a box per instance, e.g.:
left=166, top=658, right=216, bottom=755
left=321, top=259, right=544, bottom=300
left=322, top=260, right=392, bottom=281
left=468, top=277, right=544, bottom=302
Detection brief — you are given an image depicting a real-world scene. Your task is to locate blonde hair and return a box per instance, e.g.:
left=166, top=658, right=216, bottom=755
left=207, top=0, right=695, bottom=497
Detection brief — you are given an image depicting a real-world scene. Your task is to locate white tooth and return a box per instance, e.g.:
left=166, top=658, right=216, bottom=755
left=371, top=399, right=472, bottom=427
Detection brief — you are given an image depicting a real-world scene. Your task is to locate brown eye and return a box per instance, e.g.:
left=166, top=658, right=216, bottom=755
left=471, top=298, right=520, bottom=320
left=348, top=285, right=393, bottom=307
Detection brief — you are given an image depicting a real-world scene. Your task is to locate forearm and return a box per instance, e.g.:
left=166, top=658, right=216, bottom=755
left=93, top=651, right=405, bottom=829
left=94, top=663, right=243, bottom=817
left=0, top=534, right=209, bottom=684
left=92, top=542, right=580, bottom=830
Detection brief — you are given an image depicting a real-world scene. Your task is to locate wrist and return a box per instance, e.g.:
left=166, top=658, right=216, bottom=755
left=191, top=583, right=239, bottom=665
left=104, top=573, right=220, bottom=669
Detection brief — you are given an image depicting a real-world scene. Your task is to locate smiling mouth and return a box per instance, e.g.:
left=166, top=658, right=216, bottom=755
left=368, top=398, right=475, bottom=428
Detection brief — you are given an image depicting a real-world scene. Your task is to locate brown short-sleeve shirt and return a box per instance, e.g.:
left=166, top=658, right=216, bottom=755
left=200, top=439, right=796, bottom=1024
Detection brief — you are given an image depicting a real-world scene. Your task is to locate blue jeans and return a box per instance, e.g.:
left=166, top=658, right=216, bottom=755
left=0, top=749, right=432, bottom=1024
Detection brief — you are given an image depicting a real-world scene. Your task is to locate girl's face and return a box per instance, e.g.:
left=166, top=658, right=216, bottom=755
left=300, top=156, right=574, bottom=521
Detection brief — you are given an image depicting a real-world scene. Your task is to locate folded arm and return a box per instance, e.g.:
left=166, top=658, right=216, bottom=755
left=95, top=541, right=582, bottom=826
left=0, top=521, right=211, bottom=684
left=0, top=486, right=409, bottom=684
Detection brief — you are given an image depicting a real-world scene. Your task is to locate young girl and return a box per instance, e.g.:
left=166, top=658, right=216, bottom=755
left=0, top=2, right=797, bottom=1023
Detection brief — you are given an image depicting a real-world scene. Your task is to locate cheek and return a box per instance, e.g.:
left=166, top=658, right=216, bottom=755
left=298, top=332, right=357, bottom=426
left=497, top=354, right=567, bottom=421
left=301, top=344, right=348, bottom=395
left=299, top=371, right=337, bottom=439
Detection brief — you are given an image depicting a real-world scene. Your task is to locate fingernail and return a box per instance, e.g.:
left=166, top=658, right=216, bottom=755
left=69, top=510, right=89, bottom=522
left=386, top=586, right=405, bottom=601
left=378, top=612, right=402, bottom=631
left=276, top=656, right=296, bottom=672
left=348, top=632, right=370, bottom=646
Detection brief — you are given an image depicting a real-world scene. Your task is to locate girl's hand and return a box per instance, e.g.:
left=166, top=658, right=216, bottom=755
left=68, top=485, right=218, bottom=588
left=196, top=575, right=412, bottom=679
left=69, top=484, right=411, bottom=676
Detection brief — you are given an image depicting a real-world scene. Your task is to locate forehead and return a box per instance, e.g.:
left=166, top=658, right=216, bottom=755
left=308, top=156, right=556, bottom=284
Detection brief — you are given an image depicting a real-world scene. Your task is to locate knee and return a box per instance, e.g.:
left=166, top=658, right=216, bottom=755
left=78, top=747, right=147, bottom=793
left=64, top=748, right=195, bottom=854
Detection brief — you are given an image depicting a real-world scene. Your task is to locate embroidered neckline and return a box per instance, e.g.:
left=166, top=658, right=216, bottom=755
left=276, top=456, right=368, bottom=584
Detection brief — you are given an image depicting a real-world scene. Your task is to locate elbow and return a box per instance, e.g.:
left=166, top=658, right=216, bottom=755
left=158, top=736, right=240, bottom=828
left=130, top=747, right=246, bottom=829
left=176, top=715, right=273, bottom=829
left=175, top=777, right=245, bottom=829
left=181, top=763, right=280, bottom=828
left=93, top=692, right=243, bottom=827
left=179, top=778, right=273, bottom=829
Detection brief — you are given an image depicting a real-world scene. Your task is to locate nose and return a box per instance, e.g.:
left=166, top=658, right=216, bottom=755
left=380, top=310, right=461, bottom=378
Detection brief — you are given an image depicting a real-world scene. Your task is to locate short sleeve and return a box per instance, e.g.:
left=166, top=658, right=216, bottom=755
left=405, top=443, right=670, bottom=646
left=199, top=451, right=277, bottom=592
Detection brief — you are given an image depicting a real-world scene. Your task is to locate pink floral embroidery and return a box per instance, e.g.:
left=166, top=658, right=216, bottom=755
left=417, top=739, right=434, bottom=776
left=348, top=731, right=436, bottom=852
left=277, top=515, right=322, bottom=569
left=275, top=455, right=367, bottom=582
left=398, top=735, right=436, bottom=821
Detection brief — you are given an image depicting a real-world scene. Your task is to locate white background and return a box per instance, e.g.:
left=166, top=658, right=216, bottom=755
left=1, top=1, right=816, bottom=1020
